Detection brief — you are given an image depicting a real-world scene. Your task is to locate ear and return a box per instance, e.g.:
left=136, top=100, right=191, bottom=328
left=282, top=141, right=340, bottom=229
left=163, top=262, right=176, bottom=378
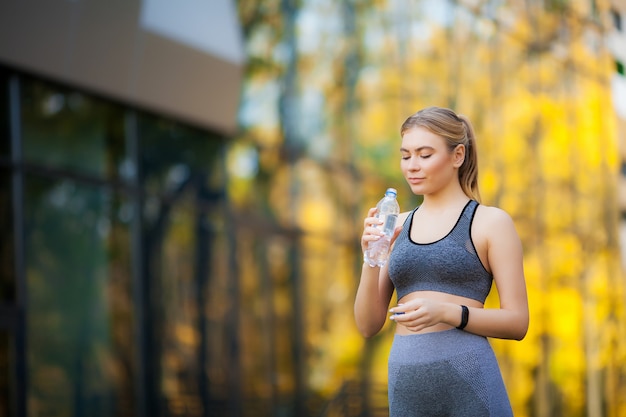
left=452, top=144, right=465, bottom=168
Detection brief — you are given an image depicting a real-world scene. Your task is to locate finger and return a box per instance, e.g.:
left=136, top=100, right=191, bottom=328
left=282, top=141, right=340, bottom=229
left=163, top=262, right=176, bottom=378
left=389, top=301, right=420, bottom=314
left=389, top=302, right=406, bottom=313
left=363, top=208, right=377, bottom=225
left=408, top=324, right=427, bottom=332
left=363, top=235, right=381, bottom=246
left=364, top=226, right=383, bottom=236
left=389, top=307, right=412, bottom=322
left=363, top=216, right=382, bottom=229
left=400, top=316, right=427, bottom=330
left=389, top=313, right=404, bottom=322
left=393, top=317, right=426, bottom=333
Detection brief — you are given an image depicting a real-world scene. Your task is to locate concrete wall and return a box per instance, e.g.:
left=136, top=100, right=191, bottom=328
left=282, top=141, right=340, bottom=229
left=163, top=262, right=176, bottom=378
left=0, top=0, right=245, bottom=134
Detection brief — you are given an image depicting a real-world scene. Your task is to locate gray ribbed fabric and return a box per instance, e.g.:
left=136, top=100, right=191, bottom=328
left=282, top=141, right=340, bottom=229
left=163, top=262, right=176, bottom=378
left=388, top=329, right=513, bottom=417
left=388, top=200, right=492, bottom=303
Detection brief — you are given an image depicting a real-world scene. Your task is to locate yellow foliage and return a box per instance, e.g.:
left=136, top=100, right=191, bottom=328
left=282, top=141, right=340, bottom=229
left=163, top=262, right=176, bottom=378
left=234, top=0, right=626, bottom=415
left=480, top=167, right=499, bottom=201
left=548, top=287, right=583, bottom=340
left=174, top=324, right=198, bottom=347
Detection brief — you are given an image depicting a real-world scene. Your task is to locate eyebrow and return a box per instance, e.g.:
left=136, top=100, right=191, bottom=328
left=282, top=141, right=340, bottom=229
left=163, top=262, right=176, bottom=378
left=400, top=146, right=435, bottom=152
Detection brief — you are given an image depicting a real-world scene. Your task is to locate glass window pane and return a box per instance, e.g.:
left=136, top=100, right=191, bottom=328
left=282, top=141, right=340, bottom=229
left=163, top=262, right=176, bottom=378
left=0, top=66, right=9, bottom=158
left=20, top=78, right=132, bottom=182
left=24, top=174, right=136, bottom=417
left=0, top=173, right=15, bottom=302
left=137, top=113, right=226, bottom=415
left=139, top=113, right=223, bottom=199
left=0, top=331, right=13, bottom=417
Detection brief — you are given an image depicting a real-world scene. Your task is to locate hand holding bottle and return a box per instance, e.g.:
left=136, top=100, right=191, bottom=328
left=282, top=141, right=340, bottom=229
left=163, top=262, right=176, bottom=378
left=362, top=188, right=401, bottom=267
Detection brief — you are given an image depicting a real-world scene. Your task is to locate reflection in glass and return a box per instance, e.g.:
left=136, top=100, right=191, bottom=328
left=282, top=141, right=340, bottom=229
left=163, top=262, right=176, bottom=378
left=136, top=112, right=226, bottom=416
left=24, top=175, right=136, bottom=417
left=0, top=173, right=15, bottom=302
left=0, top=331, right=12, bottom=417
left=5, top=63, right=246, bottom=416
left=0, top=66, right=10, bottom=158
left=20, top=78, right=130, bottom=182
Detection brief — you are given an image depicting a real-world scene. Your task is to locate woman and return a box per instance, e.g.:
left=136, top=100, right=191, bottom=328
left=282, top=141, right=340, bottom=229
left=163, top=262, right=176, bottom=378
left=354, top=106, right=529, bottom=416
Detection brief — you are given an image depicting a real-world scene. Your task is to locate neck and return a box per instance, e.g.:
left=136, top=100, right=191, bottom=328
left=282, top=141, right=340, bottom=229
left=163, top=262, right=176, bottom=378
left=420, top=185, right=469, bottom=212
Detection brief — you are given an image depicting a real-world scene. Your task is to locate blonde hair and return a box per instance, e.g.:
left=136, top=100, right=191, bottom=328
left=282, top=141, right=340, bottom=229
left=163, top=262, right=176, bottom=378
left=400, top=106, right=481, bottom=202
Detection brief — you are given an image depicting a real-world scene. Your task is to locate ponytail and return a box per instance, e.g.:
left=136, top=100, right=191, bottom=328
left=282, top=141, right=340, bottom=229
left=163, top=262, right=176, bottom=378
left=458, top=115, right=481, bottom=203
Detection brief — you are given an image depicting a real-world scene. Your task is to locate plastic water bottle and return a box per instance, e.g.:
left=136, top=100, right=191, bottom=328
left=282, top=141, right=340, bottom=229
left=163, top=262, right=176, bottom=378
left=365, top=188, right=400, bottom=267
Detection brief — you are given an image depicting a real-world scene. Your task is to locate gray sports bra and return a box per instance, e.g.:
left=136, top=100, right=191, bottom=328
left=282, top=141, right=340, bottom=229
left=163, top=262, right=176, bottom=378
left=388, top=200, right=493, bottom=303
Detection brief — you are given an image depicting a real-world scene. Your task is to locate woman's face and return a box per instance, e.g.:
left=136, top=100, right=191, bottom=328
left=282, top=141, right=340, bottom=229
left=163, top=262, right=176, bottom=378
left=400, top=126, right=464, bottom=196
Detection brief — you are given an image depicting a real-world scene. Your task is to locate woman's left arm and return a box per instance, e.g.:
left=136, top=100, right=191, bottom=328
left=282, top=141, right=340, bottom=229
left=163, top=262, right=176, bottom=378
left=463, top=206, right=529, bottom=340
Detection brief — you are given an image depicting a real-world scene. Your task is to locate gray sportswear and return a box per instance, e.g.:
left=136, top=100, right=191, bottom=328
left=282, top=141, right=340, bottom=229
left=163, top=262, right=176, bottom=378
left=388, top=330, right=513, bottom=416
left=388, top=200, right=492, bottom=303
left=386, top=200, right=513, bottom=416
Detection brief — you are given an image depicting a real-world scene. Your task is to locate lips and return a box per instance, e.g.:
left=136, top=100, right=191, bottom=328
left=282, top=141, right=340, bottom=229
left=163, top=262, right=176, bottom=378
left=407, top=177, right=425, bottom=184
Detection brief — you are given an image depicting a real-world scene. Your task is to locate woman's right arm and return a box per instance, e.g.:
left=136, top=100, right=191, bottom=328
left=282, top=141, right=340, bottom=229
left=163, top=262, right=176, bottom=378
left=354, top=262, right=394, bottom=338
left=354, top=208, right=403, bottom=338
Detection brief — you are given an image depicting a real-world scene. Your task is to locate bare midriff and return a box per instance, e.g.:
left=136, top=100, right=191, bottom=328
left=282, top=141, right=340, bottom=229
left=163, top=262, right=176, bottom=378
left=394, top=290, right=484, bottom=335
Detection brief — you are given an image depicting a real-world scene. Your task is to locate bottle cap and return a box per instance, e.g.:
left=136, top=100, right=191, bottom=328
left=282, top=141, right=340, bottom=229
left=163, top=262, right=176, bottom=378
left=385, top=188, right=397, bottom=197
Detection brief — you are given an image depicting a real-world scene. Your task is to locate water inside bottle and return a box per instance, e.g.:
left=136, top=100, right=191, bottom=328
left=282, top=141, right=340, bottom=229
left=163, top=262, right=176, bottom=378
left=382, top=214, right=398, bottom=236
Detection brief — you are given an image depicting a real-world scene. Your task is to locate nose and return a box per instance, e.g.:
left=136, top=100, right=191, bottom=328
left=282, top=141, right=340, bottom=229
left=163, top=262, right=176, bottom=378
left=407, top=156, right=421, bottom=171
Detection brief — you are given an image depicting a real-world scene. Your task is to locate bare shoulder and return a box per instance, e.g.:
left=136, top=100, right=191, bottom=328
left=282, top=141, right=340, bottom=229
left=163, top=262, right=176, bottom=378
left=475, top=204, right=514, bottom=226
left=474, top=204, right=520, bottom=241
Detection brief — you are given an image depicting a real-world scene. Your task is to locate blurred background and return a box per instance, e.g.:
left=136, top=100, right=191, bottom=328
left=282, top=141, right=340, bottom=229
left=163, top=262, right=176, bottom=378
left=0, top=0, right=625, bottom=416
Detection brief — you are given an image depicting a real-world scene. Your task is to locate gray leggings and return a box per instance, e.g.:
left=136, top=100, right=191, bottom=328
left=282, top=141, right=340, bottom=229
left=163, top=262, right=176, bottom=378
left=388, top=329, right=513, bottom=417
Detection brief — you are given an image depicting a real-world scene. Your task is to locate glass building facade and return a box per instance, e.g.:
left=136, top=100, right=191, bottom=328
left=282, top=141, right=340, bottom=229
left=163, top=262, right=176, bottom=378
left=0, top=66, right=235, bottom=417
